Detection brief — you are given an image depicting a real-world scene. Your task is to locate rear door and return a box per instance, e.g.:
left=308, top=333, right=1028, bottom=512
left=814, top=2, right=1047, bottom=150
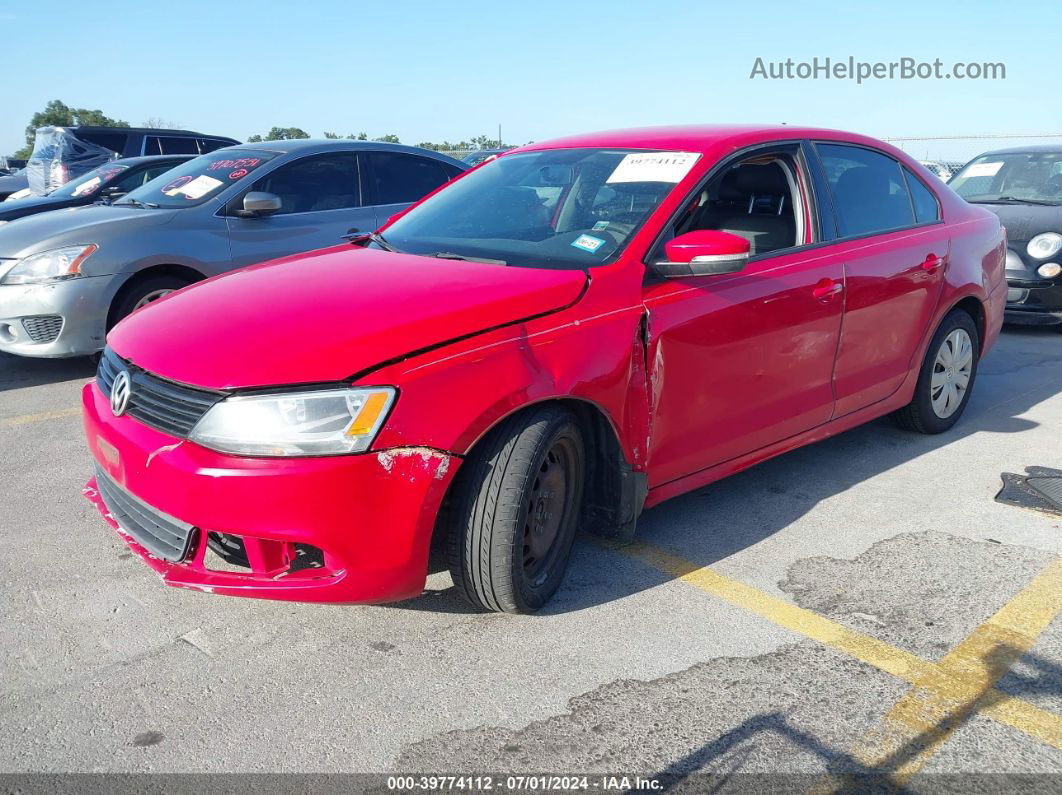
left=225, top=150, right=375, bottom=269
left=363, top=151, right=461, bottom=226
left=812, top=143, right=948, bottom=417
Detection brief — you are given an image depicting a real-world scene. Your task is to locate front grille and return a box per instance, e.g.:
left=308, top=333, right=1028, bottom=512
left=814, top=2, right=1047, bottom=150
left=22, top=315, right=63, bottom=343
left=94, top=464, right=196, bottom=561
left=97, top=347, right=223, bottom=437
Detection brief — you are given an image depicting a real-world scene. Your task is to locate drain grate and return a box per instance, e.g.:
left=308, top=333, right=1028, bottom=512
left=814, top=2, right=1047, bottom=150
left=995, top=466, right=1062, bottom=517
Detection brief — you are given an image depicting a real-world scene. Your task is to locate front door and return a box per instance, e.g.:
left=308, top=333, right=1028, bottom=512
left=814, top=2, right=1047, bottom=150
left=226, top=151, right=376, bottom=270
left=643, top=148, right=844, bottom=488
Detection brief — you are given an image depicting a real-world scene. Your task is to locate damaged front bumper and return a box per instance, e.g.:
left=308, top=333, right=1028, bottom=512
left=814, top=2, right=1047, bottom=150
left=81, top=381, right=460, bottom=603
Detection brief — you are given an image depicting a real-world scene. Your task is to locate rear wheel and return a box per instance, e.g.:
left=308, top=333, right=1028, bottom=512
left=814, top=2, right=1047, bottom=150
left=108, top=274, right=193, bottom=330
left=893, top=309, right=979, bottom=434
left=446, top=405, right=585, bottom=614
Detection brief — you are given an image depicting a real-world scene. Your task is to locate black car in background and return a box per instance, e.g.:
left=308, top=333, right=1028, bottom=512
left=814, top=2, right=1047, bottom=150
left=26, top=126, right=240, bottom=195
left=0, top=155, right=192, bottom=225
left=58, top=126, right=239, bottom=158
left=950, top=145, right=1062, bottom=330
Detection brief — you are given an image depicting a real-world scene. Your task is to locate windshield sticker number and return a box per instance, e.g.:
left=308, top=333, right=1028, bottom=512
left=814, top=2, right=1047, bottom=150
left=571, top=234, right=606, bottom=253
left=161, top=175, right=193, bottom=196
left=964, top=162, right=1003, bottom=178
left=173, top=174, right=223, bottom=199
left=606, top=152, right=700, bottom=184
left=208, top=157, right=262, bottom=174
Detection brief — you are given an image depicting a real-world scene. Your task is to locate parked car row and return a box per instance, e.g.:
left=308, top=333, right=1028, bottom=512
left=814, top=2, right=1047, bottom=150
left=0, top=140, right=466, bottom=356
left=48, top=124, right=1011, bottom=615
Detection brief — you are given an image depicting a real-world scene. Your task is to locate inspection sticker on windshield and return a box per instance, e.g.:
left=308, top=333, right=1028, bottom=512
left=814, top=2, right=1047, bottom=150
left=606, top=151, right=699, bottom=184
left=592, top=220, right=610, bottom=231
left=71, top=177, right=101, bottom=197
left=173, top=175, right=223, bottom=199
left=964, top=161, right=1003, bottom=178
left=571, top=234, right=606, bottom=253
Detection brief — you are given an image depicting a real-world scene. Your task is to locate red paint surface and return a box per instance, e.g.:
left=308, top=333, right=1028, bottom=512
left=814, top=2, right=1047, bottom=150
left=87, top=125, right=1005, bottom=603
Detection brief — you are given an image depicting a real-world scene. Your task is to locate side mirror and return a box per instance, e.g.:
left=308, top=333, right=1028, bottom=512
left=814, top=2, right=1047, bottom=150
left=100, top=186, right=126, bottom=200
left=237, top=191, right=282, bottom=217
left=653, top=230, right=751, bottom=278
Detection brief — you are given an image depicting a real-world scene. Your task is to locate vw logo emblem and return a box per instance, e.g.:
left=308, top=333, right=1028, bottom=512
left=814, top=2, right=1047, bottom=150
left=110, top=370, right=132, bottom=417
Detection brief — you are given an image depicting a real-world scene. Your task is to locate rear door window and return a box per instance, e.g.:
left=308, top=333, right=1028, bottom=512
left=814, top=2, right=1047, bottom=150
left=145, top=136, right=200, bottom=155
left=76, top=131, right=129, bottom=155
left=367, top=152, right=451, bottom=205
left=198, top=138, right=234, bottom=154
left=246, top=152, right=361, bottom=214
left=816, top=143, right=915, bottom=237
left=903, top=167, right=942, bottom=223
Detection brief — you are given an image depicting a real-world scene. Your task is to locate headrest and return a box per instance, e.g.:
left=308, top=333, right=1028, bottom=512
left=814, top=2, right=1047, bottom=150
left=835, top=166, right=891, bottom=200
left=735, top=163, right=789, bottom=195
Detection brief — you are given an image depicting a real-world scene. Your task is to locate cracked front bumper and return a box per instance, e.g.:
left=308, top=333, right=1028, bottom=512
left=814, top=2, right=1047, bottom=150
left=0, top=275, right=120, bottom=357
left=82, top=381, right=460, bottom=603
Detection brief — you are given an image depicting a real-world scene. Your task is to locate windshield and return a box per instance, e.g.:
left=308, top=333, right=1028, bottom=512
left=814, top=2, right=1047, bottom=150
left=49, top=163, right=130, bottom=198
left=949, top=151, right=1062, bottom=204
left=117, top=149, right=277, bottom=208
left=382, top=148, right=699, bottom=269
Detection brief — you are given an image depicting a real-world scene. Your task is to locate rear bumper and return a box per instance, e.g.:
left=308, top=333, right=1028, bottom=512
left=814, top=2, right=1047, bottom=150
left=81, top=381, right=459, bottom=603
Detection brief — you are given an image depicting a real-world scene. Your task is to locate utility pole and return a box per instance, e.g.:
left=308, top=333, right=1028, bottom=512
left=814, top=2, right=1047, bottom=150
left=498, top=123, right=502, bottom=147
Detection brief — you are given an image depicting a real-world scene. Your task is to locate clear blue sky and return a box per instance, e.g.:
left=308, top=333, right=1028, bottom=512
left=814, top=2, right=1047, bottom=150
left=2, top=0, right=1059, bottom=161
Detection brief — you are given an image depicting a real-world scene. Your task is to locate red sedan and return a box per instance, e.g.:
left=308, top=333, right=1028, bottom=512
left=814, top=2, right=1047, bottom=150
left=82, top=125, right=1006, bottom=613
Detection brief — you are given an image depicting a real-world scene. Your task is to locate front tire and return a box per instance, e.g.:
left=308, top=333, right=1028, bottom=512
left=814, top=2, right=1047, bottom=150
left=108, top=275, right=193, bottom=330
left=893, top=309, right=979, bottom=434
left=446, top=406, right=585, bottom=614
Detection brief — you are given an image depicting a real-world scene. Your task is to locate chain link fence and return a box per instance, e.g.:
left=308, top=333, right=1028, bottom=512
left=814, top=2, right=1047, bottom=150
left=885, top=134, right=1062, bottom=180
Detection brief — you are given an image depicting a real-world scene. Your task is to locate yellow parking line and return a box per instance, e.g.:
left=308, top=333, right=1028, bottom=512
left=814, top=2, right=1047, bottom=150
left=0, top=407, right=81, bottom=428
left=608, top=540, right=1062, bottom=764
left=612, top=540, right=936, bottom=682
left=829, top=557, right=1062, bottom=787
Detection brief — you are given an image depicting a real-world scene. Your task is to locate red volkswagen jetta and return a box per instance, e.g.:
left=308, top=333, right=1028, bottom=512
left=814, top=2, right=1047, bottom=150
left=82, top=126, right=1006, bottom=613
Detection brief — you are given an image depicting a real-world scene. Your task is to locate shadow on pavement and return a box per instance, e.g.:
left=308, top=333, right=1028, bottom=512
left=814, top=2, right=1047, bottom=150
left=396, top=326, right=1062, bottom=616
left=0, top=351, right=96, bottom=392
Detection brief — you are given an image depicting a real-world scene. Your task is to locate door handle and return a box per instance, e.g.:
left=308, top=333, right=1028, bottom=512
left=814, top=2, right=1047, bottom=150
left=921, top=253, right=945, bottom=272
left=812, top=279, right=843, bottom=300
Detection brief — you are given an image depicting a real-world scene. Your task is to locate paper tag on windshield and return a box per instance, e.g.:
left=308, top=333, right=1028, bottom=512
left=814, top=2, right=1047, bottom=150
left=607, top=152, right=699, bottom=184
left=963, top=162, right=1003, bottom=178
left=176, top=175, right=223, bottom=199
left=71, top=177, right=102, bottom=197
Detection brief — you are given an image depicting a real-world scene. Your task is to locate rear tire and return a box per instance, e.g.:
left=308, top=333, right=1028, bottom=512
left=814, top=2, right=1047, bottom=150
left=893, top=309, right=979, bottom=434
left=108, top=275, right=193, bottom=330
left=446, top=406, right=585, bottom=614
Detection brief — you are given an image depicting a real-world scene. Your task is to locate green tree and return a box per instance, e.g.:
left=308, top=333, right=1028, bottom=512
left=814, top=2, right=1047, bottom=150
left=14, top=99, right=130, bottom=158
left=373, top=134, right=401, bottom=143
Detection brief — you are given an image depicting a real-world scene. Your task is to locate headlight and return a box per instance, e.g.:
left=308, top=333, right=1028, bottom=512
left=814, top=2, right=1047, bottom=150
left=1026, top=233, right=1062, bottom=260
left=189, top=387, right=396, bottom=456
left=0, top=244, right=98, bottom=285
left=1037, top=262, right=1062, bottom=279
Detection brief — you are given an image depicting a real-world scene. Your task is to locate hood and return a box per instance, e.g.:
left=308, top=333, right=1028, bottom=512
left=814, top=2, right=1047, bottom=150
left=0, top=193, right=72, bottom=222
left=974, top=202, right=1062, bottom=244
left=0, top=172, right=28, bottom=192
left=0, top=203, right=177, bottom=260
left=108, top=246, right=588, bottom=389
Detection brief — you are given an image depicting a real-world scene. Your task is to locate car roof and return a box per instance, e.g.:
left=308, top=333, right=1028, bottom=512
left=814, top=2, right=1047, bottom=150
left=64, top=126, right=237, bottom=139
left=209, top=138, right=468, bottom=167
left=514, top=124, right=896, bottom=154
left=110, top=154, right=196, bottom=166
left=973, top=144, right=1062, bottom=156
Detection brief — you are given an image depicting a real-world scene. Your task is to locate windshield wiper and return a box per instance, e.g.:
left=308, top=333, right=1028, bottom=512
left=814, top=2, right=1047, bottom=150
left=971, top=196, right=1062, bottom=206
left=431, top=251, right=508, bottom=265
left=346, top=231, right=400, bottom=252
left=115, top=197, right=159, bottom=209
